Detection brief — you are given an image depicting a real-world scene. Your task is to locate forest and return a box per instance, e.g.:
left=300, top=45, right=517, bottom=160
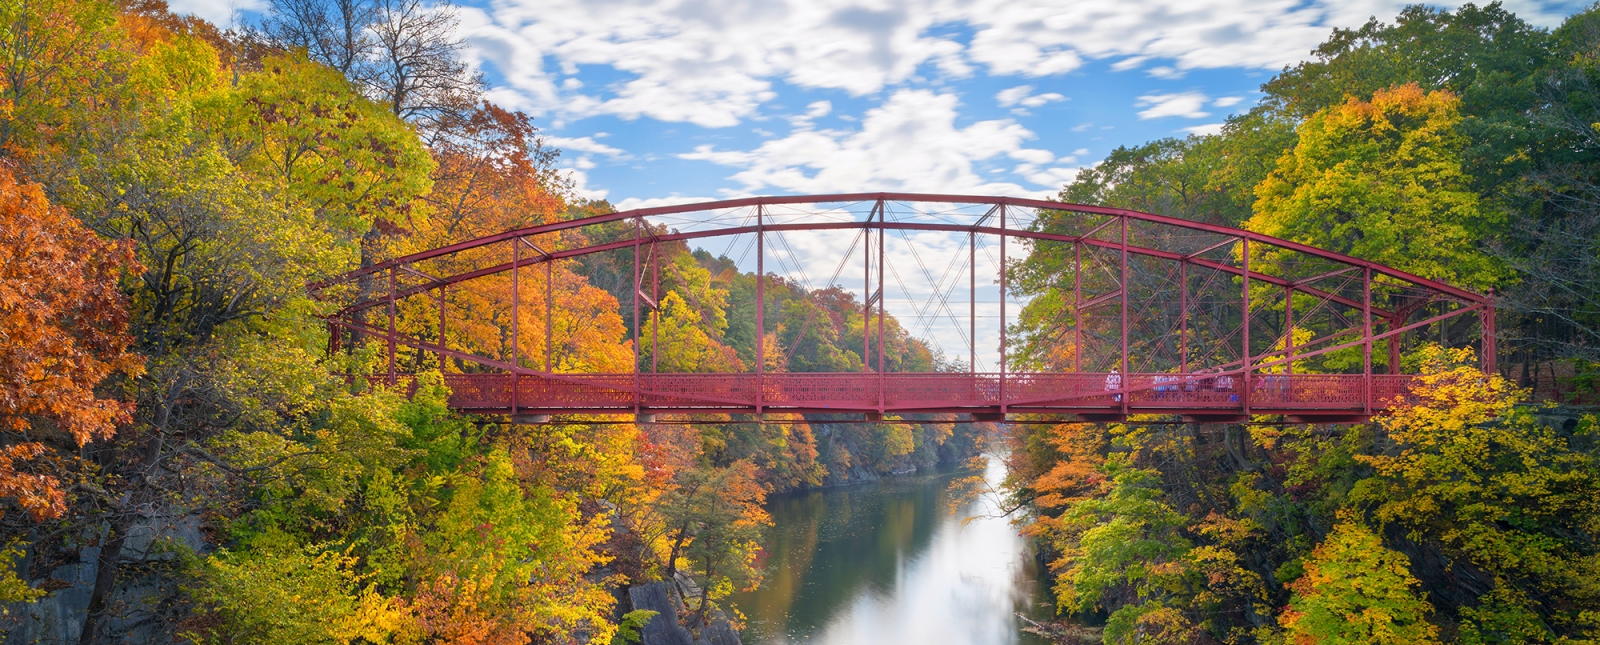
left=0, top=0, right=1596, bottom=643
left=1003, top=4, right=1600, bottom=644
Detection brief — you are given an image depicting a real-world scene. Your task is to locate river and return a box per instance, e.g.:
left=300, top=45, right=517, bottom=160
left=730, top=455, right=1056, bottom=645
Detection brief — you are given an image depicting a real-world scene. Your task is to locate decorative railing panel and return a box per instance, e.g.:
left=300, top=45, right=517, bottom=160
left=432, top=371, right=1423, bottom=418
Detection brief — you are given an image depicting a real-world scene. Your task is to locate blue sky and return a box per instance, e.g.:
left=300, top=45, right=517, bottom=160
left=181, top=0, right=1589, bottom=210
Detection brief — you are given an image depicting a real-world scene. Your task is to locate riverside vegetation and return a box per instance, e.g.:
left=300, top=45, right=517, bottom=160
left=0, top=0, right=1596, bottom=644
left=1000, top=4, right=1600, bottom=644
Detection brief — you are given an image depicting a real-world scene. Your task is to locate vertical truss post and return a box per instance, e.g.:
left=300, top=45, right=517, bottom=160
left=1388, top=314, right=1403, bottom=375
left=652, top=239, right=660, bottom=374
left=387, top=267, right=397, bottom=386
left=1284, top=285, right=1294, bottom=375
left=437, top=285, right=445, bottom=371
left=1075, top=241, right=1083, bottom=374
left=999, top=205, right=1008, bottom=413
left=329, top=321, right=342, bottom=357
left=877, top=211, right=886, bottom=413
left=633, top=218, right=641, bottom=414
left=1119, top=216, right=1128, bottom=416
left=545, top=257, right=552, bottom=373
left=1363, top=268, right=1373, bottom=416
left=757, top=205, right=765, bottom=414
left=863, top=203, right=876, bottom=373
left=1179, top=260, right=1187, bottom=373
left=512, top=239, right=520, bottom=416
left=1482, top=289, right=1497, bottom=375
left=969, top=230, right=976, bottom=375
left=1242, top=238, right=1251, bottom=416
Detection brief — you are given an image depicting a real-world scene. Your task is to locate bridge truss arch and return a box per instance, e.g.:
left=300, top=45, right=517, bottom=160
left=312, top=193, right=1495, bottom=423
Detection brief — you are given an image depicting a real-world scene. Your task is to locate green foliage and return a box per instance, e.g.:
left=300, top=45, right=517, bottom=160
left=1249, top=84, right=1504, bottom=290
left=1279, top=519, right=1440, bottom=645
left=220, top=53, right=435, bottom=236
left=1046, top=453, right=1196, bottom=642
left=188, top=543, right=410, bottom=645
left=1358, top=347, right=1600, bottom=639
left=610, top=609, right=659, bottom=645
left=0, top=540, right=42, bottom=603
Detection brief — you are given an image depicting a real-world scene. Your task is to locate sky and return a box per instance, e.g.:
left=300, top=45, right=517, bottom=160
left=180, top=0, right=1590, bottom=210
left=176, top=0, right=1585, bottom=367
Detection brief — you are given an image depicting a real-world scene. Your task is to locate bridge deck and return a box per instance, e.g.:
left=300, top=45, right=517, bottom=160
left=436, top=372, right=1417, bottom=422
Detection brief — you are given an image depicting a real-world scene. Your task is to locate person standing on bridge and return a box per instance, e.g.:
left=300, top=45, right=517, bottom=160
left=1105, top=368, right=1122, bottom=402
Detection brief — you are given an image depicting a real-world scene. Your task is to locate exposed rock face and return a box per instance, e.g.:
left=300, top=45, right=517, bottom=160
left=629, top=581, right=694, bottom=645
left=1, top=508, right=205, bottom=645
left=696, top=610, right=743, bottom=645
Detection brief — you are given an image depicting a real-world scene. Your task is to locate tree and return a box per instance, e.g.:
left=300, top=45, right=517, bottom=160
left=220, top=52, right=434, bottom=237
left=256, top=0, right=483, bottom=138
left=1260, top=3, right=1552, bottom=193
left=0, top=0, right=118, bottom=155
left=1279, top=519, right=1440, bottom=645
left=641, top=291, right=745, bottom=373
left=655, top=462, right=770, bottom=622
left=1045, top=453, right=1197, bottom=644
left=0, top=164, right=141, bottom=486
left=0, top=163, right=140, bottom=603
left=1248, top=84, right=1503, bottom=291
left=1357, top=346, right=1600, bottom=640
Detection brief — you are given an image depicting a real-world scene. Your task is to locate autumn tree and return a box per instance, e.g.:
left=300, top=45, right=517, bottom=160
left=1357, top=346, right=1600, bottom=640
left=641, top=292, right=745, bottom=373
left=1248, top=84, right=1503, bottom=290
left=0, top=165, right=140, bottom=576
left=655, top=462, right=770, bottom=621
left=1278, top=519, right=1440, bottom=645
left=1045, top=452, right=1197, bottom=644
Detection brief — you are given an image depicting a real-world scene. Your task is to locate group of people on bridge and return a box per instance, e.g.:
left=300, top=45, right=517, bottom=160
left=1106, top=369, right=1297, bottom=404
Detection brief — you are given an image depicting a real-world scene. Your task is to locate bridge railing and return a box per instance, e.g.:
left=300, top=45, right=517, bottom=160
left=436, top=372, right=1420, bottom=416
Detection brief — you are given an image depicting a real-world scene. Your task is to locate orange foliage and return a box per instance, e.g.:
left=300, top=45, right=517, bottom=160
left=1012, top=422, right=1106, bottom=517
left=411, top=573, right=530, bottom=645
left=0, top=164, right=141, bottom=519
left=413, top=105, right=567, bottom=247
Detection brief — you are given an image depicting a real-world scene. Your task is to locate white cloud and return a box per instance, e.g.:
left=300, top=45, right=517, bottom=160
left=996, top=85, right=1034, bottom=107
left=164, top=0, right=262, bottom=27
left=1136, top=92, right=1210, bottom=119
left=788, top=100, right=835, bottom=131
left=1214, top=95, right=1246, bottom=107
left=998, top=85, right=1066, bottom=116
left=680, top=89, right=1060, bottom=196
left=1022, top=92, right=1066, bottom=108
left=565, top=169, right=609, bottom=200
left=165, top=0, right=1580, bottom=132
left=546, top=136, right=627, bottom=157
left=459, top=0, right=1576, bottom=128
left=1181, top=122, right=1226, bottom=136
left=614, top=194, right=721, bottom=211
left=1111, top=56, right=1150, bottom=71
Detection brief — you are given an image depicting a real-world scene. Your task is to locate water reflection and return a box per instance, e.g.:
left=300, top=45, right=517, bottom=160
left=732, top=456, right=1053, bottom=645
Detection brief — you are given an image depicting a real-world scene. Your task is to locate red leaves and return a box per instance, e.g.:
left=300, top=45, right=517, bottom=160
left=0, top=163, right=141, bottom=519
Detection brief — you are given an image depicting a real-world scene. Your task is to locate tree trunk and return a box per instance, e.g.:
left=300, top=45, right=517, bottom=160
left=665, top=528, right=687, bottom=582
left=81, top=384, right=178, bottom=645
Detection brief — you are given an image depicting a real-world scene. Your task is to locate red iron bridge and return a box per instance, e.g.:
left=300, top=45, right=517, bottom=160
left=312, top=194, right=1496, bottom=424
